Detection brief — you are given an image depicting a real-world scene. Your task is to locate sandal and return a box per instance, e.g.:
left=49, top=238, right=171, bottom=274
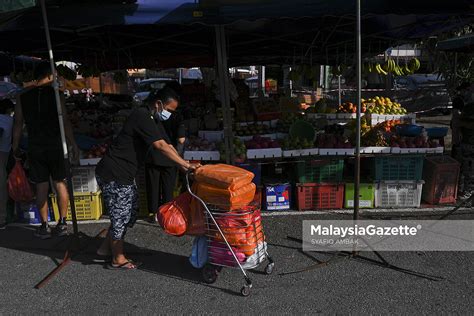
left=107, top=260, right=142, bottom=270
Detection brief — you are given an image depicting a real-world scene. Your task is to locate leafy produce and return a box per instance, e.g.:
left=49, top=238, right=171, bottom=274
left=281, top=136, right=314, bottom=150
left=218, top=138, right=247, bottom=162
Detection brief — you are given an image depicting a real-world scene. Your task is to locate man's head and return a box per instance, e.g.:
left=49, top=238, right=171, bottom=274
left=145, top=87, right=179, bottom=121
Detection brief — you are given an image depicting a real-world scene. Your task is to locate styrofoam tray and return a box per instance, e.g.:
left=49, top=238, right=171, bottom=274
left=282, top=148, right=319, bottom=157
left=183, top=151, right=220, bottom=161
left=360, top=147, right=391, bottom=154
left=391, top=147, right=443, bottom=154
left=370, top=113, right=416, bottom=126
left=247, top=148, right=282, bottom=159
left=80, top=158, right=101, bottom=166
left=318, top=148, right=355, bottom=156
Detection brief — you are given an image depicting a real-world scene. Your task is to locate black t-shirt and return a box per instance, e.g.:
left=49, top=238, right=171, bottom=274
left=146, top=113, right=185, bottom=167
left=96, top=107, right=168, bottom=184
left=20, top=85, right=62, bottom=151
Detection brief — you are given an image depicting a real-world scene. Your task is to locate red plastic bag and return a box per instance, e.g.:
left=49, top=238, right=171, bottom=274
left=8, top=161, right=34, bottom=202
left=194, top=164, right=254, bottom=190
left=185, top=192, right=206, bottom=236
left=156, top=194, right=188, bottom=237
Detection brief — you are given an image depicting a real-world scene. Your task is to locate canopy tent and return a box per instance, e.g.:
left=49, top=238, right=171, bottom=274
left=0, top=0, right=472, bottom=71
left=437, top=33, right=474, bottom=53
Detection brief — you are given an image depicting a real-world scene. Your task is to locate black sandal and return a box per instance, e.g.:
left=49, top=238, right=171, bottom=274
left=107, top=260, right=141, bottom=270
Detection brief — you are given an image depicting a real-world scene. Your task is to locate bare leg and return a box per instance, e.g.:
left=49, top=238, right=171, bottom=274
left=36, top=182, right=50, bottom=223
left=97, top=229, right=112, bottom=256
left=110, top=239, right=128, bottom=265
left=54, top=180, right=69, bottom=219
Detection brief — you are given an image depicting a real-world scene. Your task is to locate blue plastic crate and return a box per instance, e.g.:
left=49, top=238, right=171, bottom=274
left=237, top=163, right=261, bottom=186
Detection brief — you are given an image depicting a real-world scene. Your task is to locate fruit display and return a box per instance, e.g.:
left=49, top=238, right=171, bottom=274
left=85, top=141, right=110, bottom=159
left=364, top=58, right=420, bottom=76
left=363, top=97, right=407, bottom=115
left=218, top=138, right=247, bottom=162
left=245, top=135, right=280, bottom=149
left=234, top=123, right=273, bottom=136
left=315, top=134, right=352, bottom=149
left=277, top=113, right=327, bottom=133
left=281, top=136, right=314, bottom=150
left=389, top=135, right=440, bottom=149
left=337, top=102, right=359, bottom=114
left=185, top=136, right=217, bottom=151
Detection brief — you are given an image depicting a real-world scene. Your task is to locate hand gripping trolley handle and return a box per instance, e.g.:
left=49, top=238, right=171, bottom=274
left=186, top=173, right=275, bottom=296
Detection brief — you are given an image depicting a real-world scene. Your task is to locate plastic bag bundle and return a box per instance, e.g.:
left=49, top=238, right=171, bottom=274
left=194, top=164, right=254, bottom=190
left=192, top=182, right=256, bottom=211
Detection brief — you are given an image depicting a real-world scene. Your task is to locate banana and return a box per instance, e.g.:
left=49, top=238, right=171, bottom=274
left=368, top=63, right=373, bottom=73
left=414, top=58, right=420, bottom=70
left=376, top=63, right=387, bottom=75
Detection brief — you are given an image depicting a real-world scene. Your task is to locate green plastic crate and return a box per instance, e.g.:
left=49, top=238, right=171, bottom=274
left=373, top=155, right=424, bottom=181
left=295, top=159, right=344, bottom=183
left=344, top=183, right=375, bottom=208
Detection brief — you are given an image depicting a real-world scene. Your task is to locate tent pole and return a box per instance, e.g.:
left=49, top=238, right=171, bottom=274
left=40, top=0, right=78, bottom=234
left=354, top=0, right=362, bottom=233
left=215, top=25, right=234, bottom=164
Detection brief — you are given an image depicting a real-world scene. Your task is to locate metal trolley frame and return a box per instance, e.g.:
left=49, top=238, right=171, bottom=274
left=186, top=174, right=274, bottom=296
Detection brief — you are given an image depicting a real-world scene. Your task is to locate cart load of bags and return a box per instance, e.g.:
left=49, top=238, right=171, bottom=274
left=156, top=164, right=266, bottom=268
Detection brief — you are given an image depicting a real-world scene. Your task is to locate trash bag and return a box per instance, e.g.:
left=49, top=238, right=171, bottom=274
left=192, top=182, right=256, bottom=211
left=209, top=240, right=246, bottom=266
left=189, top=236, right=208, bottom=268
left=7, top=161, right=34, bottom=202
left=194, top=164, right=254, bottom=190
left=156, top=193, right=189, bottom=237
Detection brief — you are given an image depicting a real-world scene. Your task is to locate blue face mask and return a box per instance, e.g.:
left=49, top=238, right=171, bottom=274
left=156, top=108, right=172, bottom=121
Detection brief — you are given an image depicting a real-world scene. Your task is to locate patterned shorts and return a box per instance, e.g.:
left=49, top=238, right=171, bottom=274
left=97, top=176, right=138, bottom=240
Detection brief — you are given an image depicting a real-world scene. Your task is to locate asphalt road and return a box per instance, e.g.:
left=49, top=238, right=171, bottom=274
left=0, top=211, right=473, bottom=315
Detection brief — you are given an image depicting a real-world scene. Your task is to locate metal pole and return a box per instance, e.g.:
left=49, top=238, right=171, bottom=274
left=215, top=25, right=234, bottom=164
left=338, top=75, right=342, bottom=106
left=354, top=0, right=362, bottom=226
left=40, top=0, right=78, bottom=234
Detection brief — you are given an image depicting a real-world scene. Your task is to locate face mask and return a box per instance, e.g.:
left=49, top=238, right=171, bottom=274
left=156, top=108, right=172, bottom=121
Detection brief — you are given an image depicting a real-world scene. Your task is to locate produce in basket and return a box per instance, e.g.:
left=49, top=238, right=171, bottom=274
left=245, top=135, right=280, bottom=149
left=186, top=136, right=217, bottom=151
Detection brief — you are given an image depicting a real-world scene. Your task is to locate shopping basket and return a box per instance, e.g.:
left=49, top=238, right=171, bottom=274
left=186, top=173, right=274, bottom=297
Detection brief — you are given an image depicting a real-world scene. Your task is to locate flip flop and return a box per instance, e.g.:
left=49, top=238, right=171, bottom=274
left=107, top=260, right=142, bottom=270
left=92, top=255, right=111, bottom=263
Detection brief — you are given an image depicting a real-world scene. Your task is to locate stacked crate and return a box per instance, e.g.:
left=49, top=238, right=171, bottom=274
left=294, top=159, right=345, bottom=211
left=372, top=155, right=425, bottom=208
left=50, top=166, right=103, bottom=221
left=422, top=156, right=460, bottom=205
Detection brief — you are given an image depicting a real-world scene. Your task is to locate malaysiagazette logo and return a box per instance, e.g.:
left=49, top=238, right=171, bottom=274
left=311, top=224, right=422, bottom=238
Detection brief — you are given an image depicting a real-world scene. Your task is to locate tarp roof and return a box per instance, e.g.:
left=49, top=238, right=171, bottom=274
left=0, top=0, right=472, bottom=70
left=437, top=33, right=474, bottom=53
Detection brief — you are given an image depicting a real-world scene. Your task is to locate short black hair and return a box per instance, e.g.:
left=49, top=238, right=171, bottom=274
left=33, top=62, right=52, bottom=81
left=145, top=87, right=179, bottom=105
left=0, top=98, right=14, bottom=114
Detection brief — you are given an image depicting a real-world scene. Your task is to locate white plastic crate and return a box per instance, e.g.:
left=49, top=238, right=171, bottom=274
left=369, top=114, right=416, bottom=126
left=183, top=151, right=220, bottom=161
left=375, top=181, right=424, bottom=208
left=360, top=147, right=391, bottom=154
left=318, top=148, right=355, bottom=156
left=198, top=130, right=224, bottom=142
left=247, top=148, right=282, bottom=159
left=72, top=166, right=98, bottom=193
left=282, top=148, right=319, bottom=157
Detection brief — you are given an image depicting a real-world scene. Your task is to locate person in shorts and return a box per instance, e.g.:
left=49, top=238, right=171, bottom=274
left=12, top=63, right=79, bottom=239
left=95, top=87, right=200, bottom=270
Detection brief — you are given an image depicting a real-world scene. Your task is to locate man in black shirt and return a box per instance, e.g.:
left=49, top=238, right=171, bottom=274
left=95, top=88, right=199, bottom=270
left=12, top=64, right=79, bottom=239
left=145, top=87, right=186, bottom=215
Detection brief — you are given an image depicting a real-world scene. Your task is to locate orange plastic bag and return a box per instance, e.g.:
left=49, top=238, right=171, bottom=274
left=156, top=194, right=189, bottom=237
left=193, top=182, right=256, bottom=210
left=187, top=194, right=206, bottom=236
left=194, top=164, right=254, bottom=190
left=8, top=161, right=34, bottom=202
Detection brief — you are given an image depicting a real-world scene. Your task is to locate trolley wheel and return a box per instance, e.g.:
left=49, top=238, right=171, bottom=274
left=240, top=285, right=251, bottom=297
left=202, top=264, right=218, bottom=284
left=265, top=262, right=275, bottom=275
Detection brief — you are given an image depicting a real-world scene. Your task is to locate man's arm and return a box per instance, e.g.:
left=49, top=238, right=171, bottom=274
left=12, top=95, right=24, bottom=156
left=153, top=139, right=199, bottom=171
